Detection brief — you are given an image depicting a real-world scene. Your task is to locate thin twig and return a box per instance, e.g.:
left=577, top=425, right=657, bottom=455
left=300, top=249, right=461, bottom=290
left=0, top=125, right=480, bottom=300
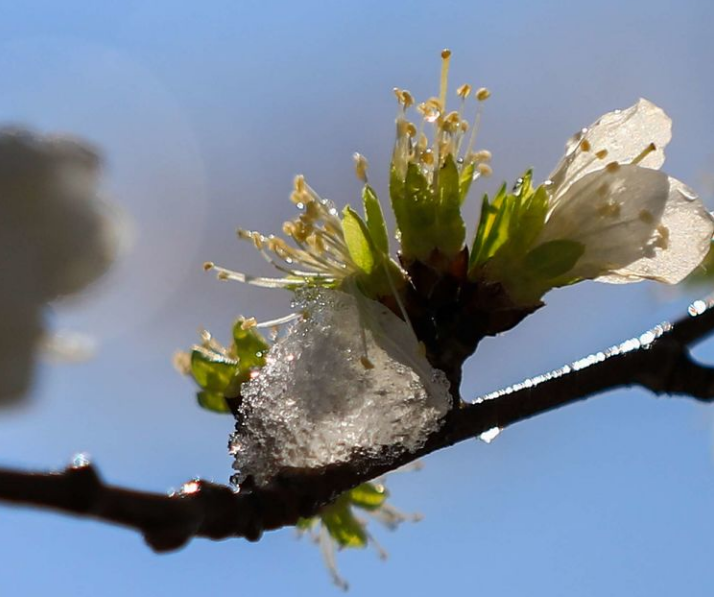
left=2, top=298, right=714, bottom=551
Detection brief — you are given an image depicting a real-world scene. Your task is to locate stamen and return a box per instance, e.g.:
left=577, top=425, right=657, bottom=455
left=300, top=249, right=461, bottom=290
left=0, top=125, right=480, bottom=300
left=631, top=142, right=657, bottom=165
left=254, top=312, right=304, bottom=329
left=439, top=49, right=452, bottom=110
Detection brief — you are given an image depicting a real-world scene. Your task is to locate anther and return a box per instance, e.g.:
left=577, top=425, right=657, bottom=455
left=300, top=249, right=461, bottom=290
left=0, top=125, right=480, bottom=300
left=353, top=152, right=369, bottom=183
left=456, top=84, right=472, bottom=99
left=595, top=149, right=608, bottom=160
left=606, top=161, right=621, bottom=173
left=476, top=87, right=491, bottom=101
left=579, top=139, right=592, bottom=152
left=203, top=261, right=214, bottom=271
left=477, top=163, right=493, bottom=177
left=241, top=317, right=257, bottom=330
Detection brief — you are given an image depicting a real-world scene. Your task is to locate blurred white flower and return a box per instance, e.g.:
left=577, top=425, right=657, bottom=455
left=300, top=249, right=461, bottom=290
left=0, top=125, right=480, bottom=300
left=0, top=129, right=121, bottom=405
left=539, top=99, right=714, bottom=284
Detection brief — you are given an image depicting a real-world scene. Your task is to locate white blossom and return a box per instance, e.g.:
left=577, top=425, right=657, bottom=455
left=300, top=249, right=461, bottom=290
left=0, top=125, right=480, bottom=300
left=0, top=129, right=120, bottom=404
left=539, top=99, right=714, bottom=284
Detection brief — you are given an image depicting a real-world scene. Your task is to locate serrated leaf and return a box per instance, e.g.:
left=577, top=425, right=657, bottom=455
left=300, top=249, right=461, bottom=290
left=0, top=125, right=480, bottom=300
left=348, top=483, right=388, bottom=511
left=342, top=206, right=378, bottom=274
left=196, top=390, right=231, bottom=413
left=190, top=349, right=237, bottom=391
left=362, top=185, right=389, bottom=256
left=524, top=239, right=585, bottom=280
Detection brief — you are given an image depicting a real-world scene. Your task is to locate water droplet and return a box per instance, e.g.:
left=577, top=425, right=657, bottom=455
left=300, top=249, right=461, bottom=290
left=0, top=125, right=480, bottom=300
left=479, top=427, right=501, bottom=444
left=70, top=453, right=91, bottom=469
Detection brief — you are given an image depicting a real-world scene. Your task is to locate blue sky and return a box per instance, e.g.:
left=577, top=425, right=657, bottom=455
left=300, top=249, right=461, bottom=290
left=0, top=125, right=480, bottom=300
left=1, top=1, right=714, bottom=595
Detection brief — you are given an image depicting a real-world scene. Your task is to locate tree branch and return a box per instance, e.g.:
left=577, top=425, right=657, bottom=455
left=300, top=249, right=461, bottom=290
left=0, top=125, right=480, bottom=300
left=2, top=298, right=714, bottom=551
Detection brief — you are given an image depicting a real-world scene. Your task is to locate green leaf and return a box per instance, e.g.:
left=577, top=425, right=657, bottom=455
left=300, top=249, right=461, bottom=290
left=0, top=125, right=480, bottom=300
left=190, top=349, right=237, bottom=392
left=232, top=322, right=269, bottom=370
left=458, top=162, right=476, bottom=205
left=196, top=390, right=231, bottom=413
left=524, top=239, right=585, bottom=280
left=362, top=185, right=389, bottom=256
left=348, top=483, right=388, bottom=511
left=342, top=206, right=378, bottom=274
left=321, top=501, right=368, bottom=548
left=435, top=154, right=466, bottom=257
left=390, top=163, right=436, bottom=261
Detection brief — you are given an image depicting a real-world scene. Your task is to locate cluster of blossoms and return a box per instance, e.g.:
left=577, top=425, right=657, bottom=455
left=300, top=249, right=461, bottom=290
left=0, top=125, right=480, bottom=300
left=179, top=51, right=714, bottom=586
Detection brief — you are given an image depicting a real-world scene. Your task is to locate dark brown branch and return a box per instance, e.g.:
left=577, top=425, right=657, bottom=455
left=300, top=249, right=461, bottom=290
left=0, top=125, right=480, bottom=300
left=3, top=298, right=714, bottom=550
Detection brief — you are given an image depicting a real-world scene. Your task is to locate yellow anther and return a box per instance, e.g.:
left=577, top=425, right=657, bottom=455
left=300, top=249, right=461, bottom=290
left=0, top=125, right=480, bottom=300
left=282, top=221, right=295, bottom=237
left=456, top=83, right=472, bottom=99
left=393, top=88, right=414, bottom=108
left=606, top=161, right=621, bottom=173
left=304, top=200, right=320, bottom=221
left=579, top=139, right=592, bottom=152
left=460, top=121, right=469, bottom=132
left=441, top=48, right=452, bottom=59
left=217, top=271, right=229, bottom=280
left=401, top=90, right=414, bottom=108
left=477, top=163, right=493, bottom=177
left=442, top=111, right=461, bottom=132
left=421, top=150, right=435, bottom=165
left=476, top=87, right=491, bottom=101
left=595, top=149, right=608, bottom=160
left=293, top=175, right=306, bottom=193
left=405, top=122, right=417, bottom=137
left=240, top=317, right=257, bottom=330
left=251, top=232, right=264, bottom=250
left=353, top=152, right=369, bottom=183
left=471, top=149, right=492, bottom=162
left=203, top=261, right=214, bottom=271
left=397, top=118, right=413, bottom=137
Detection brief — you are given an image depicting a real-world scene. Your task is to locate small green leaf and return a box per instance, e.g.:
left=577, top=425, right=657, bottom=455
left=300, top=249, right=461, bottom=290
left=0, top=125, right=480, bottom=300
left=196, top=390, right=231, bottom=413
left=348, top=483, right=388, bottom=511
left=435, top=154, right=466, bottom=257
left=232, top=322, right=269, bottom=370
left=390, top=163, right=436, bottom=260
left=321, top=498, right=368, bottom=548
left=190, top=349, right=237, bottom=392
left=458, top=162, right=476, bottom=205
left=362, top=185, right=389, bottom=256
left=342, top=206, right=378, bottom=274
left=524, top=239, right=585, bottom=280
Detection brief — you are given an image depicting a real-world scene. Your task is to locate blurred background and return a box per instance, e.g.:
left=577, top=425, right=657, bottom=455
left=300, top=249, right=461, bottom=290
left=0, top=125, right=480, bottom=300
left=1, top=1, right=714, bottom=595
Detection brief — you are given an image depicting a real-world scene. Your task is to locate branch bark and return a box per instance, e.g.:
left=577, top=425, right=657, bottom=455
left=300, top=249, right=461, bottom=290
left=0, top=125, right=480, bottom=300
left=2, top=298, right=714, bottom=551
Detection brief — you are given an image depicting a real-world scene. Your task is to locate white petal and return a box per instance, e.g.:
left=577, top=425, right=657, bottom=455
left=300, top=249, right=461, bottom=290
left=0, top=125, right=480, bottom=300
left=597, top=178, right=714, bottom=284
left=548, top=99, right=672, bottom=201
left=538, top=164, right=670, bottom=279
